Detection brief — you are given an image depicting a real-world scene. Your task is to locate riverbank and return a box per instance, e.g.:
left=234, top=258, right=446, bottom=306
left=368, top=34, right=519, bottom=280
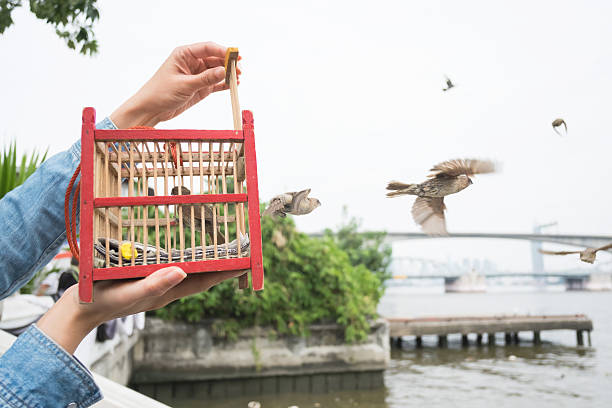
left=130, top=317, right=389, bottom=402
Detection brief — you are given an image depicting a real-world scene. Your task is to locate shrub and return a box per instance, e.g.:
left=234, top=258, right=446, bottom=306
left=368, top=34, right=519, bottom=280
left=156, top=210, right=391, bottom=342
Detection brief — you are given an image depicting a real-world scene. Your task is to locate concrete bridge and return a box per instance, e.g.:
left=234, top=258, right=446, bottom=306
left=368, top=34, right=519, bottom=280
left=383, top=232, right=612, bottom=250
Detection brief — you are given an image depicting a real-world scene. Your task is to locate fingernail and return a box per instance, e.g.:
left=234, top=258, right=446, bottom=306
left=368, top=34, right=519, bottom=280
left=213, top=66, right=225, bottom=79
left=164, top=268, right=187, bottom=286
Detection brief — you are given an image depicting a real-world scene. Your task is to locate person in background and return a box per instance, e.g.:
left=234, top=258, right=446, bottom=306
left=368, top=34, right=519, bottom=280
left=0, top=41, right=245, bottom=408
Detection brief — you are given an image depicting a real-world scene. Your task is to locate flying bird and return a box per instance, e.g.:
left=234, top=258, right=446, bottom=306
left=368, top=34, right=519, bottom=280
left=539, top=243, right=612, bottom=264
left=171, top=186, right=226, bottom=244
left=442, top=76, right=455, bottom=92
left=386, top=159, right=496, bottom=235
left=262, top=189, right=321, bottom=218
left=552, top=118, right=567, bottom=136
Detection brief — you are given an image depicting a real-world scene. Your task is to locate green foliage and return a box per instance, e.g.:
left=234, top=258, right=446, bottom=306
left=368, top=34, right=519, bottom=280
left=0, top=140, right=47, bottom=200
left=0, top=0, right=100, bottom=55
left=156, top=209, right=392, bottom=343
left=323, top=207, right=392, bottom=284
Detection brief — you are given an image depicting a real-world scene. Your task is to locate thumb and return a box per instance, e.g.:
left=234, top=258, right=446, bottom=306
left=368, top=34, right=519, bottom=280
left=131, top=267, right=187, bottom=299
left=187, top=66, right=225, bottom=89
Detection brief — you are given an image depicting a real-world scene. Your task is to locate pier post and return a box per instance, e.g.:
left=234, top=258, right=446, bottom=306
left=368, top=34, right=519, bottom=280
left=415, top=336, right=423, bottom=348
left=438, top=335, right=448, bottom=348
left=476, top=334, right=483, bottom=346
left=504, top=332, right=512, bottom=345
left=488, top=333, right=495, bottom=346
left=587, top=330, right=592, bottom=347
left=576, top=330, right=584, bottom=346
left=461, top=334, right=469, bottom=348
left=513, top=332, right=520, bottom=344
left=533, top=331, right=541, bottom=345
left=395, top=336, right=403, bottom=348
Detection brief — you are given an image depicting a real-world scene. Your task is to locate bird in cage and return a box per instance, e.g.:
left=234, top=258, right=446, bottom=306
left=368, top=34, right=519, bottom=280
left=236, top=156, right=246, bottom=182
left=386, top=159, right=496, bottom=236
left=539, top=243, right=612, bottom=264
left=171, top=186, right=226, bottom=244
left=262, top=189, right=321, bottom=218
left=552, top=118, right=567, bottom=136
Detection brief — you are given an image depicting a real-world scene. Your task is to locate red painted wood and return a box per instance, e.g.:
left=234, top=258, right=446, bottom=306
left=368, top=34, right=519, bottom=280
left=94, top=193, right=248, bottom=208
left=95, top=129, right=243, bottom=142
left=93, top=257, right=251, bottom=280
left=80, top=106, right=263, bottom=297
left=242, top=110, right=264, bottom=291
left=79, top=107, right=96, bottom=303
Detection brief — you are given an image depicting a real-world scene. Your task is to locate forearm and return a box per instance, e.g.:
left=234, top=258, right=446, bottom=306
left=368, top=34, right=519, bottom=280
left=0, top=325, right=102, bottom=408
left=0, top=117, right=116, bottom=300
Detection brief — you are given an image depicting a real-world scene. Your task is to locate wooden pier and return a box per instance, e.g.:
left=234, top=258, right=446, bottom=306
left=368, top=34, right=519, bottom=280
left=387, top=314, right=593, bottom=347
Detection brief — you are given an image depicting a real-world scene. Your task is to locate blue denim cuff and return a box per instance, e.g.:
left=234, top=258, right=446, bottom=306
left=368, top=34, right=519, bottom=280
left=70, top=117, right=118, bottom=161
left=0, top=325, right=102, bottom=408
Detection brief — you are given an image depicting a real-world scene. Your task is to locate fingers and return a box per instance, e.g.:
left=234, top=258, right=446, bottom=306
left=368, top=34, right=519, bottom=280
left=185, top=66, right=226, bottom=89
left=203, top=57, right=242, bottom=75
left=162, top=270, right=247, bottom=302
left=212, top=81, right=230, bottom=93
left=125, top=267, right=187, bottom=300
left=183, top=41, right=227, bottom=59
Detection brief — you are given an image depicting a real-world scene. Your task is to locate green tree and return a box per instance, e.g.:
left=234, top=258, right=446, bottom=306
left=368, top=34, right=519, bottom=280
left=0, top=0, right=100, bottom=55
left=324, top=207, right=392, bottom=284
left=156, top=208, right=391, bottom=343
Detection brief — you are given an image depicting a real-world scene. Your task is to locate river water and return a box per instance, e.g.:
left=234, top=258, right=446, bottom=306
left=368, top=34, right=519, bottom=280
left=173, top=285, right=612, bottom=408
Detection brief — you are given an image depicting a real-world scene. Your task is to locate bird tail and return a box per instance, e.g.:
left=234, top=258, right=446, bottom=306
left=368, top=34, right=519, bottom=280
left=386, top=181, right=419, bottom=197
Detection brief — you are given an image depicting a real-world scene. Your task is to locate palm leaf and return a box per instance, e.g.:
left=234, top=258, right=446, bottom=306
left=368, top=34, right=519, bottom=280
left=0, top=141, right=48, bottom=200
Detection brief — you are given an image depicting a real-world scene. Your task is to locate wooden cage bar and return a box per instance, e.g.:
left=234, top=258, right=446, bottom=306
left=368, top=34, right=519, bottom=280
left=78, top=107, right=264, bottom=303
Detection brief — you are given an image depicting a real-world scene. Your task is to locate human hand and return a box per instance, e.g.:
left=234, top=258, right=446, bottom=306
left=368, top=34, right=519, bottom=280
left=110, top=42, right=241, bottom=129
left=36, top=267, right=245, bottom=353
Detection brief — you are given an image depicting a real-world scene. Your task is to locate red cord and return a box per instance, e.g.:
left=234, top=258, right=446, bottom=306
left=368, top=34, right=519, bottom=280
left=64, top=126, right=156, bottom=261
left=65, top=164, right=81, bottom=261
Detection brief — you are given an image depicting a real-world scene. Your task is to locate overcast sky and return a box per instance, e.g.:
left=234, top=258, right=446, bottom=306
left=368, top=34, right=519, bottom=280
left=1, top=1, right=611, bottom=272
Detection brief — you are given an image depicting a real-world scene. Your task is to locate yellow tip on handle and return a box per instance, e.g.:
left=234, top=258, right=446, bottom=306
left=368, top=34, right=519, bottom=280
left=224, top=47, right=239, bottom=85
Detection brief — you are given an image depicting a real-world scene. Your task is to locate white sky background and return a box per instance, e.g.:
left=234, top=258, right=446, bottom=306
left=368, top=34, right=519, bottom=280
left=1, top=0, right=612, bottom=272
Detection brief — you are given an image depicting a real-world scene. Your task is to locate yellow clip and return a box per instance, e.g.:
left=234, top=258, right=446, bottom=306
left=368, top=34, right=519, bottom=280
left=224, top=47, right=239, bottom=85
left=120, top=242, right=138, bottom=260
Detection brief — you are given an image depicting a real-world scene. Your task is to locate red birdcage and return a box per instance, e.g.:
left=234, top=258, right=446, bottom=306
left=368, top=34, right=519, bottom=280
left=70, top=48, right=263, bottom=302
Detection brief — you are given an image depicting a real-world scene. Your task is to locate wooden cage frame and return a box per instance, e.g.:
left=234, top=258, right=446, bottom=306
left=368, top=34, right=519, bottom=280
left=78, top=107, right=263, bottom=303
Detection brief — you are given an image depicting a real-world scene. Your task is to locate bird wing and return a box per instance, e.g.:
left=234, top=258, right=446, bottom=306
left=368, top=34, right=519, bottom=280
left=594, top=243, right=612, bottom=252
left=428, top=159, right=496, bottom=178
left=290, top=189, right=311, bottom=209
left=262, top=197, right=285, bottom=217
left=411, top=197, right=447, bottom=236
left=538, top=249, right=581, bottom=256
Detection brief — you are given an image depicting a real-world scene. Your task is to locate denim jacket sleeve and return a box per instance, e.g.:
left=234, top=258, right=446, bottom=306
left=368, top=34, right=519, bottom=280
left=0, top=117, right=116, bottom=300
left=0, top=117, right=116, bottom=408
left=0, top=325, right=102, bottom=408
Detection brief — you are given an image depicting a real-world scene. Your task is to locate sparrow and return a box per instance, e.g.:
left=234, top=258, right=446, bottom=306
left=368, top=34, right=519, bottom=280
left=552, top=118, right=567, bottom=136
left=171, top=186, right=226, bottom=244
left=442, top=75, right=455, bottom=92
left=386, top=159, right=496, bottom=235
left=539, top=243, right=612, bottom=264
left=262, top=189, right=321, bottom=218
left=236, top=156, right=246, bottom=182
